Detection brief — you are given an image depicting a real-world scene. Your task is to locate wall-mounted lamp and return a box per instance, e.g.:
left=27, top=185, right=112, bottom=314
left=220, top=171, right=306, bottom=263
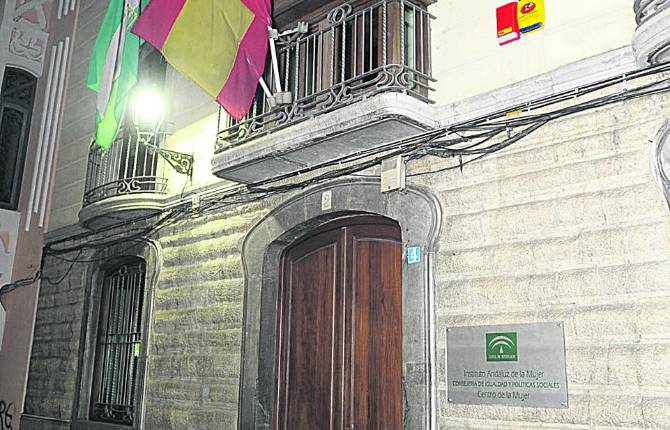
left=133, top=87, right=165, bottom=128
left=130, top=86, right=193, bottom=177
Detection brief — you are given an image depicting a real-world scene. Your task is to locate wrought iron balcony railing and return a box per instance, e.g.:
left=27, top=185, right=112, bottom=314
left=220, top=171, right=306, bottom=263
left=83, top=128, right=169, bottom=207
left=216, top=0, right=435, bottom=152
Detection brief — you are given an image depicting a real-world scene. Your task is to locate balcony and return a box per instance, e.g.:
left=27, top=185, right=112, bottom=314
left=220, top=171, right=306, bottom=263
left=212, top=0, right=438, bottom=183
left=79, top=128, right=176, bottom=230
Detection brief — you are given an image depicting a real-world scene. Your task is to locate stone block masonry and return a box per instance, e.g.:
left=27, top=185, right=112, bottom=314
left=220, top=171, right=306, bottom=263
left=142, top=204, right=268, bottom=429
left=22, top=202, right=268, bottom=429
left=419, top=92, right=670, bottom=429
left=23, top=249, right=88, bottom=425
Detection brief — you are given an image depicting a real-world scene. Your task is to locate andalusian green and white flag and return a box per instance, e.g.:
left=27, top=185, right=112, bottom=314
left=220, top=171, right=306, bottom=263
left=87, top=0, right=143, bottom=150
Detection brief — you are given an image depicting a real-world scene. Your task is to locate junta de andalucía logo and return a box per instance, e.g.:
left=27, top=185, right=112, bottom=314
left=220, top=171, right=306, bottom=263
left=486, top=332, right=518, bottom=362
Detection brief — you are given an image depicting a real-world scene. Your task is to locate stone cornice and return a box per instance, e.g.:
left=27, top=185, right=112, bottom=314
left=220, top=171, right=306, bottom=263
left=633, top=0, right=670, bottom=65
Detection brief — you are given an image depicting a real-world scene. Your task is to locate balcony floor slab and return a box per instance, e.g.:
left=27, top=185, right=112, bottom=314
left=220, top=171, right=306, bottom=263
left=78, top=193, right=165, bottom=231
left=212, top=92, right=438, bottom=184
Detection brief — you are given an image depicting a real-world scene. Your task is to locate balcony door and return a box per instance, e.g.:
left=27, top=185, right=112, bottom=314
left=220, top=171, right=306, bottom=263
left=275, top=217, right=403, bottom=429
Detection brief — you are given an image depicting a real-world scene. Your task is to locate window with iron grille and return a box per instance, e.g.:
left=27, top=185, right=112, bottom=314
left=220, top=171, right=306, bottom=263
left=90, top=260, right=146, bottom=426
left=0, top=67, right=37, bottom=210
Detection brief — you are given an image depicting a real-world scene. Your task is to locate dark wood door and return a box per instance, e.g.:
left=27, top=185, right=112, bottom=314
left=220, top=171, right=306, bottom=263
left=275, top=218, right=403, bottom=429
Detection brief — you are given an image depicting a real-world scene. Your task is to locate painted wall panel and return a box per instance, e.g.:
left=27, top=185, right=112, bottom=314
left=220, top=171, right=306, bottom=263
left=0, top=210, right=20, bottom=287
left=429, top=0, right=636, bottom=103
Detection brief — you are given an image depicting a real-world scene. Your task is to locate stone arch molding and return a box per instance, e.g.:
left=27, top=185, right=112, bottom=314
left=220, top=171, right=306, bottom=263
left=239, top=178, right=442, bottom=429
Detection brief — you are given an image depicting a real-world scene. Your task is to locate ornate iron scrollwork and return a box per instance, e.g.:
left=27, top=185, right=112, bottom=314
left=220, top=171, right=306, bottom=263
left=90, top=402, right=134, bottom=426
left=82, top=125, right=187, bottom=207
left=143, top=143, right=194, bottom=176
left=327, top=4, right=353, bottom=24
left=136, top=130, right=194, bottom=176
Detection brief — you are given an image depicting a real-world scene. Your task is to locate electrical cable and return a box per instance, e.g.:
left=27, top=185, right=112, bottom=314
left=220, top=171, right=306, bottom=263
left=0, top=249, right=82, bottom=295
left=0, top=271, right=41, bottom=296
left=38, top=61, right=670, bottom=272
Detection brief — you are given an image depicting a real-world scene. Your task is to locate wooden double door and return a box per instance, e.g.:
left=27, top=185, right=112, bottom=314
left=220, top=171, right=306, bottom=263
left=274, top=217, right=403, bottom=429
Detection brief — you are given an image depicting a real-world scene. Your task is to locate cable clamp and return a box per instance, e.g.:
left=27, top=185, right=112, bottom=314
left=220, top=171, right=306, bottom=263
left=191, top=194, right=200, bottom=217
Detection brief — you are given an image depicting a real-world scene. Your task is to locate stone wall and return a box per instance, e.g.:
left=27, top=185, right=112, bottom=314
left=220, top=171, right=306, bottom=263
left=418, top=92, right=670, bottom=428
left=48, top=0, right=103, bottom=230
left=23, top=249, right=87, bottom=428
left=24, top=202, right=270, bottom=429
left=142, top=203, right=268, bottom=428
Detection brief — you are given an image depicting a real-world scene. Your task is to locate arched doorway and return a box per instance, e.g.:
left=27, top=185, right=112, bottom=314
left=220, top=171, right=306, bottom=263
left=239, top=178, right=441, bottom=429
left=274, top=216, right=403, bottom=429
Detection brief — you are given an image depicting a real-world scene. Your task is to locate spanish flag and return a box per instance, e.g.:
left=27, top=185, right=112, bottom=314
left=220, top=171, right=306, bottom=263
left=131, top=0, right=271, bottom=120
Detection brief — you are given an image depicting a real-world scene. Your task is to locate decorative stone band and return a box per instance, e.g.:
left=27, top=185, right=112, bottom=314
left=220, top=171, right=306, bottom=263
left=633, top=0, right=670, bottom=66
left=650, top=121, right=670, bottom=209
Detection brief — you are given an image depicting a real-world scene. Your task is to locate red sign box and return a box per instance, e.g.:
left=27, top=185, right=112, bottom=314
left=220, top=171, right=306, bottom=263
left=496, top=2, right=520, bottom=46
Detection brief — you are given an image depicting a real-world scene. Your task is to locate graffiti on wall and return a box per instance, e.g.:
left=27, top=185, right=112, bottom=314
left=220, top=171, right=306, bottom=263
left=0, top=400, right=13, bottom=430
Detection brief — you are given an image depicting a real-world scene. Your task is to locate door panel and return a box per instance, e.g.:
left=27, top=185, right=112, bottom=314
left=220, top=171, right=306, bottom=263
left=276, top=219, right=402, bottom=430
left=277, top=230, right=344, bottom=430
left=350, top=233, right=403, bottom=429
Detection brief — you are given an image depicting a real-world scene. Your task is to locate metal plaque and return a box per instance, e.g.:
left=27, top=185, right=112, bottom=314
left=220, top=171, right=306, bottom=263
left=446, top=322, right=568, bottom=408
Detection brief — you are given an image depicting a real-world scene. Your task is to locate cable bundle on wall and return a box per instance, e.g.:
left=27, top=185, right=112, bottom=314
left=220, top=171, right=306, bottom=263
left=4, top=60, right=670, bottom=292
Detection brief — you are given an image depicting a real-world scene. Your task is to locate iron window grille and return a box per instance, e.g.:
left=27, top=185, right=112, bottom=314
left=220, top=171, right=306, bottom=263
left=90, top=260, right=147, bottom=426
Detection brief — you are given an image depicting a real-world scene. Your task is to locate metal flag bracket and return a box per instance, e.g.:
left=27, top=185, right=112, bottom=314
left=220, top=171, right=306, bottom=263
left=135, top=127, right=194, bottom=177
left=258, top=22, right=310, bottom=108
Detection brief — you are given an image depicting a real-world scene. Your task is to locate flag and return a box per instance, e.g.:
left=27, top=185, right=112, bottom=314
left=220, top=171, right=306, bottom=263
left=131, top=0, right=271, bottom=120
left=87, top=0, right=144, bottom=150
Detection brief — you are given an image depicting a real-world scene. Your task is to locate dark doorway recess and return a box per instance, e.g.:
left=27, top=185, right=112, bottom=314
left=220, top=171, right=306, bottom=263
left=239, top=178, right=441, bottom=430
left=275, top=217, right=403, bottom=429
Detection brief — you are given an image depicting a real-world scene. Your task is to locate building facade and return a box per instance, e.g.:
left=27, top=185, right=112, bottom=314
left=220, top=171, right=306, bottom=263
left=8, top=0, right=670, bottom=429
left=0, top=1, right=77, bottom=427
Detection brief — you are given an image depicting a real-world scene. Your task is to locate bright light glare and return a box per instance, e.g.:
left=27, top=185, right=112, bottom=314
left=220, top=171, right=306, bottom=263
left=134, top=88, right=164, bottom=125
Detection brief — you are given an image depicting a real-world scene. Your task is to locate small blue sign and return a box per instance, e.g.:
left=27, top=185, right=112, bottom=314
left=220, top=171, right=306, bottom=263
left=407, top=246, right=421, bottom=264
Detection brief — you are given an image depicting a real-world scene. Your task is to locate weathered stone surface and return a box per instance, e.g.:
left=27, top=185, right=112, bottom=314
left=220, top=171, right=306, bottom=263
left=143, top=401, right=237, bottom=430
left=154, top=279, right=244, bottom=311
left=22, top=249, right=85, bottom=422
left=137, top=208, right=261, bottom=428
left=434, top=93, right=670, bottom=427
